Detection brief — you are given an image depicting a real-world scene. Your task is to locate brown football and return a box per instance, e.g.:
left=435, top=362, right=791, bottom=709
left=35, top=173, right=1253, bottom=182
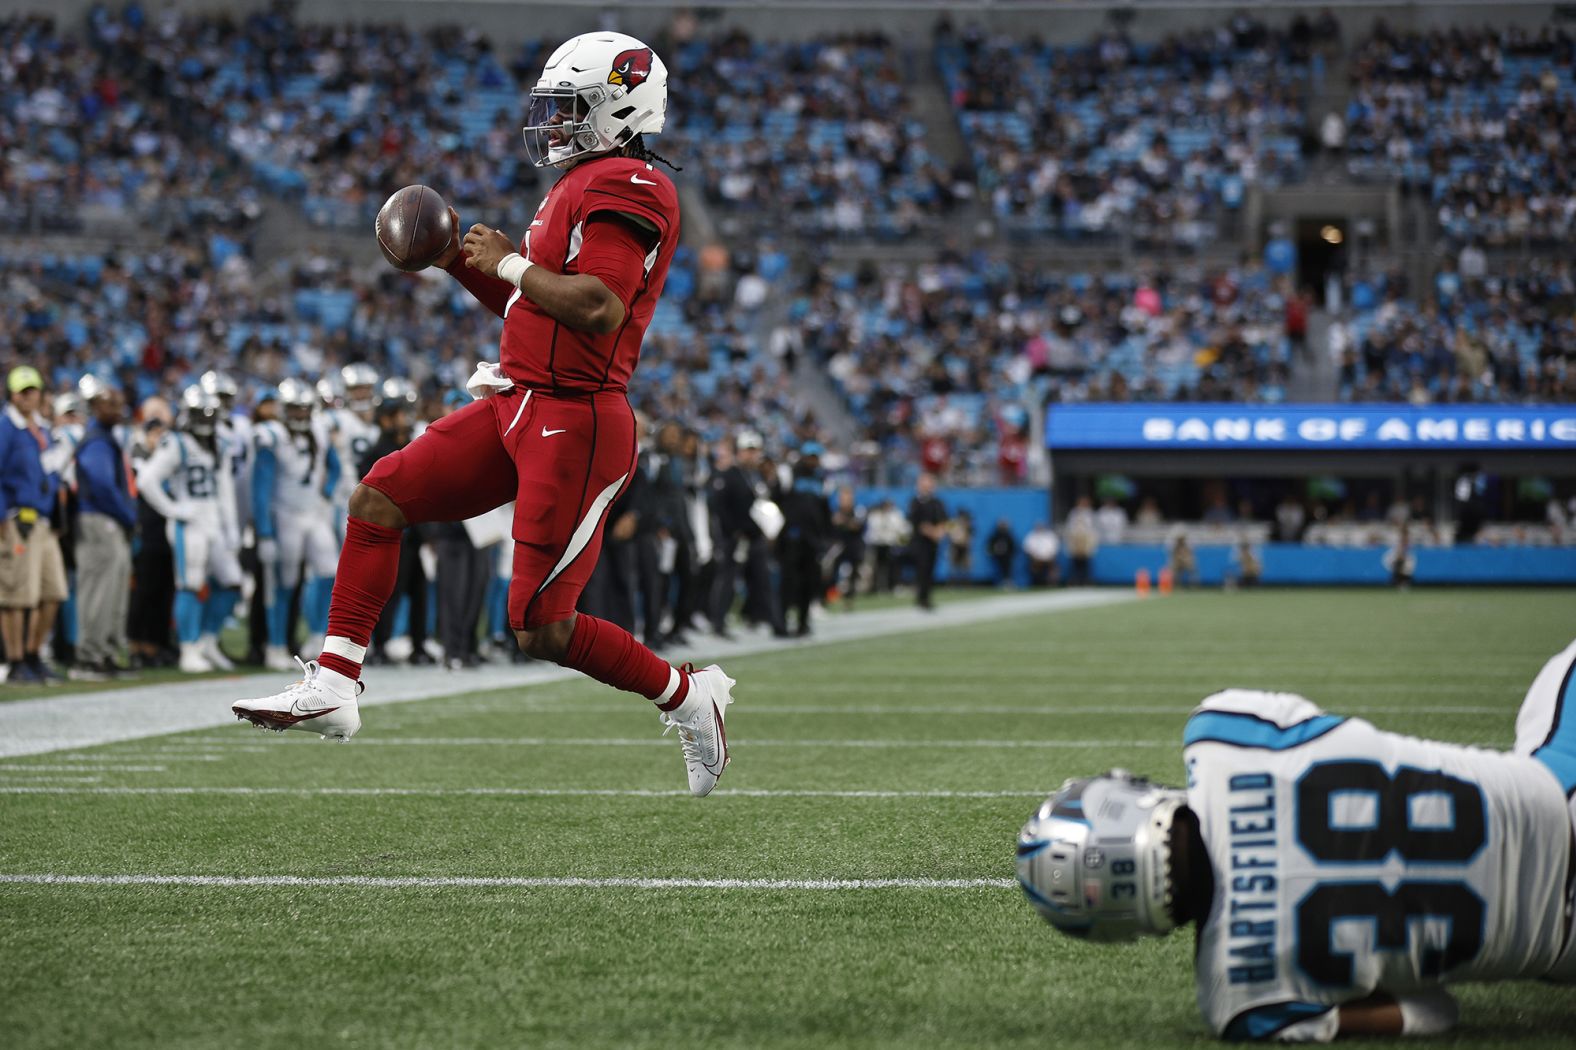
left=375, top=185, right=454, bottom=272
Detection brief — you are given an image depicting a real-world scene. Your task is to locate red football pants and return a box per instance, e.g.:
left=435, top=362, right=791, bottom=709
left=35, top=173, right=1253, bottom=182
left=362, top=387, right=636, bottom=629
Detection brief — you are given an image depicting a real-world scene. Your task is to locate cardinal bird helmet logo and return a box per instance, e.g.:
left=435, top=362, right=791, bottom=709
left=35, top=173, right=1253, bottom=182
left=608, top=47, right=654, bottom=90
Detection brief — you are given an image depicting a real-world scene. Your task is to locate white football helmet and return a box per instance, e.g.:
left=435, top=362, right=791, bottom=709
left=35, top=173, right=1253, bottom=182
left=277, top=377, right=318, bottom=435
left=1016, top=769, right=1187, bottom=942
left=340, top=363, right=379, bottom=413
left=522, top=31, right=668, bottom=169
left=177, top=386, right=222, bottom=438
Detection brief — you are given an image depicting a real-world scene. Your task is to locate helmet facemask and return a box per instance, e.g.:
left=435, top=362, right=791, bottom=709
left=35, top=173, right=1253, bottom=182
left=523, top=88, right=612, bottom=169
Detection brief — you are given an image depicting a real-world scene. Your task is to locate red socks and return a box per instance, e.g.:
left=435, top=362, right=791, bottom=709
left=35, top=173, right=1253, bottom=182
left=317, top=516, right=403, bottom=681
left=315, top=520, right=685, bottom=711
left=563, top=613, right=689, bottom=710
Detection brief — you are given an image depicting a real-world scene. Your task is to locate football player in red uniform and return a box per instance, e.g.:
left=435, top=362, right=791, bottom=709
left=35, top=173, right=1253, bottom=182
left=235, top=32, right=735, bottom=797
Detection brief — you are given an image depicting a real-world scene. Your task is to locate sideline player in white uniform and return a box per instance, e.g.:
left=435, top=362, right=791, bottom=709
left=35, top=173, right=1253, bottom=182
left=199, top=370, right=252, bottom=529
left=329, top=363, right=380, bottom=536
left=134, top=387, right=243, bottom=673
left=253, top=377, right=341, bottom=670
left=1017, top=638, right=1576, bottom=1041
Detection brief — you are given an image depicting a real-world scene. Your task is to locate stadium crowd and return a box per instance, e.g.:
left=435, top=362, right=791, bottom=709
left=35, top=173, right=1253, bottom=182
left=937, top=14, right=1319, bottom=246
left=1330, top=257, right=1576, bottom=403
left=1342, top=24, right=1576, bottom=248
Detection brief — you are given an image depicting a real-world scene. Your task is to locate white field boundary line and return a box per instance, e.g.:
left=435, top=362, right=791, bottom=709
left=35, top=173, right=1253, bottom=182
left=0, top=589, right=1133, bottom=758
left=183, top=736, right=1176, bottom=749
left=381, top=702, right=1513, bottom=717
left=0, top=873, right=1016, bottom=891
left=0, top=785, right=1049, bottom=799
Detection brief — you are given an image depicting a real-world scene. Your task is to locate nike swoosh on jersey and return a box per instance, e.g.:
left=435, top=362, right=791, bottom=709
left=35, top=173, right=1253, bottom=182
left=629, top=173, right=657, bottom=186
left=541, top=427, right=567, bottom=438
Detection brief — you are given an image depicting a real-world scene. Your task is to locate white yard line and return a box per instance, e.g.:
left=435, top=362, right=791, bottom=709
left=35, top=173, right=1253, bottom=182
left=0, top=785, right=1046, bottom=799
left=0, top=873, right=1015, bottom=891
left=0, top=763, right=166, bottom=772
left=0, top=591, right=1131, bottom=758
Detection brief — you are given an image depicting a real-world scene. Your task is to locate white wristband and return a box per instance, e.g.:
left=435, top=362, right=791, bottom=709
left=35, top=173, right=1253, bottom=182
left=496, top=252, right=532, bottom=288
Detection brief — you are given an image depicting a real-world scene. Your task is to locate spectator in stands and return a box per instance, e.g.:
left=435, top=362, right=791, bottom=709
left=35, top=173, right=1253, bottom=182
left=0, top=366, right=67, bottom=683
left=908, top=473, right=948, bottom=610
left=1023, top=522, right=1061, bottom=588
left=1276, top=493, right=1308, bottom=542
left=70, top=377, right=136, bottom=679
left=1095, top=498, right=1128, bottom=546
left=1065, top=496, right=1099, bottom=586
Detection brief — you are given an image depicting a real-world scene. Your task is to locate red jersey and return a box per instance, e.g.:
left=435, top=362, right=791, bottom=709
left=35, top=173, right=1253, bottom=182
left=448, top=154, right=681, bottom=394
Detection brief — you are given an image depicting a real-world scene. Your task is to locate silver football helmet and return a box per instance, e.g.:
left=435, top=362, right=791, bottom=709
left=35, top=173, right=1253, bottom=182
left=198, top=369, right=239, bottom=407
left=177, top=386, right=222, bottom=438
left=375, top=376, right=419, bottom=409
left=277, top=377, right=317, bottom=435
left=1016, top=770, right=1187, bottom=942
left=341, top=363, right=379, bottom=412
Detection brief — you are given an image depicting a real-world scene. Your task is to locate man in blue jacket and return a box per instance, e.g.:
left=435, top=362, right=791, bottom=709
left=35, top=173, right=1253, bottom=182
left=72, top=376, right=137, bottom=677
left=0, top=366, right=68, bottom=683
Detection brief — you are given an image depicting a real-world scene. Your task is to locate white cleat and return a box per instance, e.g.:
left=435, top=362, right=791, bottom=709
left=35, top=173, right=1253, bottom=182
left=660, top=663, right=735, bottom=797
left=232, top=657, right=363, bottom=741
left=300, top=632, right=325, bottom=661
left=198, top=634, right=234, bottom=672
left=178, top=644, right=214, bottom=674
left=263, top=645, right=296, bottom=672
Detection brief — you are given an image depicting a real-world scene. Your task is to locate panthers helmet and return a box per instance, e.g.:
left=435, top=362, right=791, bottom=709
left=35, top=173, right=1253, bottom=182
left=1016, top=770, right=1187, bottom=942
left=177, top=386, right=222, bottom=437
left=277, top=377, right=317, bottom=435
left=522, top=32, right=667, bottom=169
left=340, top=363, right=380, bottom=412
left=198, top=369, right=239, bottom=407
left=375, top=376, right=419, bottom=410
left=315, top=375, right=344, bottom=409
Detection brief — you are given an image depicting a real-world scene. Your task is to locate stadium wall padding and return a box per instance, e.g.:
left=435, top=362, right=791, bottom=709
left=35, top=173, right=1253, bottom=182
left=1089, top=544, right=1576, bottom=587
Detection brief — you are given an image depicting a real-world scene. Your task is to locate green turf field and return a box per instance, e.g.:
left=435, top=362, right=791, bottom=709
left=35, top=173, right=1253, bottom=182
left=2, top=589, right=1574, bottom=1049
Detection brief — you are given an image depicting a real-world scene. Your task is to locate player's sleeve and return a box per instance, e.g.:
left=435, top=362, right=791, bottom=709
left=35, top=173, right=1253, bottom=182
left=252, top=441, right=277, bottom=540
left=1184, top=690, right=1343, bottom=751
left=134, top=437, right=182, bottom=521
left=577, top=215, right=656, bottom=309
left=582, top=164, right=677, bottom=243
left=1224, top=1003, right=1337, bottom=1043
left=443, top=250, right=516, bottom=319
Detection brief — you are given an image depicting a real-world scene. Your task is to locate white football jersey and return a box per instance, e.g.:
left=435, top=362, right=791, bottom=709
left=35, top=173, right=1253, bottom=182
left=135, top=431, right=237, bottom=539
left=254, top=416, right=337, bottom=516
left=219, top=415, right=253, bottom=526
left=330, top=407, right=379, bottom=489
left=1186, top=689, right=1574, bottom=1041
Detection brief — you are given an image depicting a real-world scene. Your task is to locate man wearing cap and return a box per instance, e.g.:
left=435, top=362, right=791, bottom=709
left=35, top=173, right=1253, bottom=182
left=72, top=377, right=137, bottom=677
left=0, top=366, right=69, bottom=683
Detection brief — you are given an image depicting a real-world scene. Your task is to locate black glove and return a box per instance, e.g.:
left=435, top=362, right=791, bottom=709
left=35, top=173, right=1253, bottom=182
left=14, top=508, right=37, bottom=541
